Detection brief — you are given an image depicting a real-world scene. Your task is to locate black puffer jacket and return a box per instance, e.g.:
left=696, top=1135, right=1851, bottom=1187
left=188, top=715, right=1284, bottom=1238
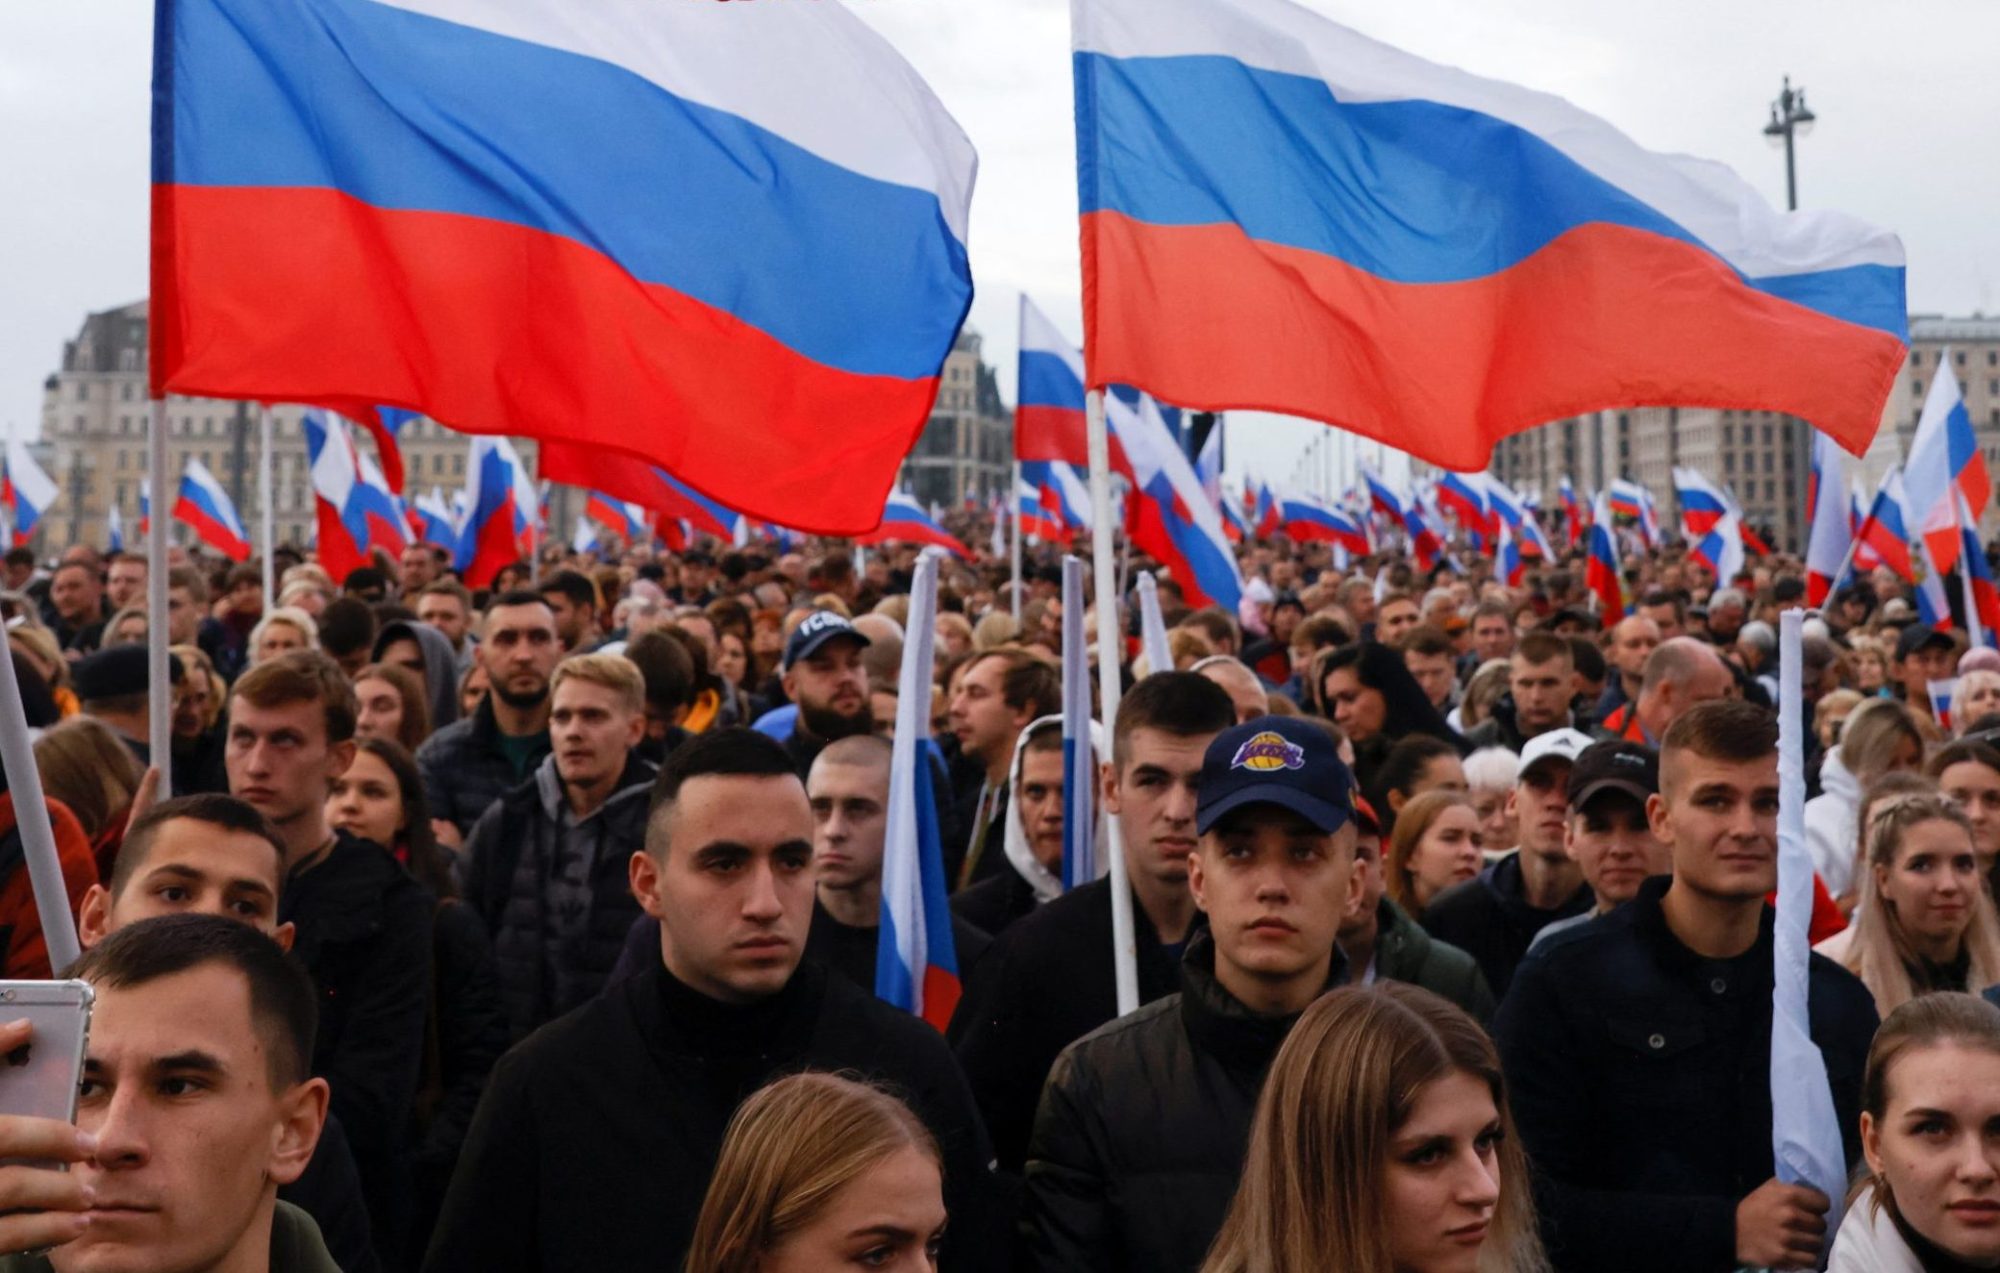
left=1020, top=931, right=1347, bottom=1273
left=462, top=753, right=656, bottom=1041
left=416, top=695, right=551, bottom=838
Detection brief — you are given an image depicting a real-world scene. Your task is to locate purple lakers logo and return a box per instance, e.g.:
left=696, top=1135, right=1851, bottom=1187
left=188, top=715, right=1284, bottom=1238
left=1231, top=731, right=1304, bottom=773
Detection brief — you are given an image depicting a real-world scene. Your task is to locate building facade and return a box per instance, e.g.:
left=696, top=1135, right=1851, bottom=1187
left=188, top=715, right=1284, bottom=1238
left=900, top=326, right=1011, bottom=512
left=38, top=300, right=564, bottom=558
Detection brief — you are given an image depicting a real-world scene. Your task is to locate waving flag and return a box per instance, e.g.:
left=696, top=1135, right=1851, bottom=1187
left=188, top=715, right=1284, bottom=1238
left=859, top=494, right=970, bottom=559
left=1017, top=296, right=1090, bottom=467
left=1497, top=519, right=1524, bottom=587
left=571, top=514, right=600, bottom=557
left=459, top=438, right=533, bottom=587
left=1585, top=492, right=1621, bottom=627
left=413, top=487, right=463, bottom=566
left=1606, top=478, right=1659, bottom=546
left=1672, top=467, right=1732, bottom=539
left=1362, top=467, right=1406, bottom=523
left=1218, top=493, right=1251, bottom=543
left=174, top=458, right=252, bottom=561
left=1906, top=357, right=1992, bottom=576
left=1558, top=476, right=1584, bottom=548
left=540, top=445, right=741, bottom=542
left=107, top=504, right=125, bottom=554
left=1401, top=495, right=1444, bottom=573
left=1, top=439, right=58, bottom=548
left=153, top=0, right=977, bottom=535
left=1690, top=511, right=1746, bottom=587
left=1915, top=529, right=1952, bottom=632
left=1436, top=471, right=1494, bottom=544
left=340, top=406, right=419, bottom=496
left=1958, top=489, right=2000, bottom=642
left=1804, top=433, right=1853, bottom=606
left=876, top=552, right=960, bottom=1030
left=584, top=492, right=649, bottom=544
left=304, top=410, right=376, bottom=582
left=1017, top=474, right=1066, bottom=544
left=1280, top=491, right=1369, bottom=555
left=1072, top=0, right=1905, bottom=470
left=1109, top=392, right=1245, bottom=610
left=1849, top=468, right=1917, bottom=585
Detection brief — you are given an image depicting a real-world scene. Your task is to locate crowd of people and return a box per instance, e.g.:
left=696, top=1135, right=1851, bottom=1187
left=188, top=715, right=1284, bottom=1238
left=0, top=523, right=1994, bottom=1271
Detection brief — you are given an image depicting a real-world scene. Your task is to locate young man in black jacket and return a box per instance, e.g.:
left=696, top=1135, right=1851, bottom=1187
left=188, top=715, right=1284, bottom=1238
left=424, top=730, right=1003, bottom=1273
left=1021, top=715, right=1360, bottom=1273
left=229, top=653, right=433, bottom=1267
left=1494, top=700, right=1879, bottom=1273
left=416, top=592, right=561, bottom=843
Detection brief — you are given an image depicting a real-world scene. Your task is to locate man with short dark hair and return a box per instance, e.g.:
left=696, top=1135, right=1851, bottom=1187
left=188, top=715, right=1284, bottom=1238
left=1398, top=624, right=1460, bottom=713
left=948, top=648, right=1060, bottom=888
left=1336, top=796, right=1493, bottom=1021
left=537, top=570, right=600, bottom=652
left=1469, top=600, right=1515, bottom=665
left=1528, top=741, right=1672, bottom=952
left=1895, top=622, right=1958, bottom=704
left=951, top=672, right=1235, bottom=1172
left=1495, top=701, right=1878, bottom=1272
left=1023, top=716, right=1359, bottom=1271
left=0, top=915, right=339, bottom=1273
left=1465, top=630, right=1578, bottom=752
left=417, top=591, right=561, bottom=841
left=619, top=629, right=696, bottom=762
left=1374, top=591, right=1421, bottom=645
left=425, top=729, right=1002, bottom=1273
left=415, top=581, right=476, bottom=664
left=315, top=596, right=377, bottom=679
left=229, top=651, right=432, bottom=1261
left=398, top=542, right=439, bottom=598
left=74, top=644, right=182, bottom=769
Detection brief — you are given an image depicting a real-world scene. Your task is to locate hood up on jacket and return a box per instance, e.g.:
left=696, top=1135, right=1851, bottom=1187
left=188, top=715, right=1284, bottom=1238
left=373, top=619, right=463, bottom=732
left=1003, top=713, right=1110, bottom=905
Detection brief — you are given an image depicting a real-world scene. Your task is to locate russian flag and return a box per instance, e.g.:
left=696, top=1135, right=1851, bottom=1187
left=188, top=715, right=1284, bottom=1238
left=174, top=458, right=252, bottom=561
left=1959, top=490, right=2000, bottom=640
left=1673, top=466, right=1732, bottom=539
left=540, top=444, right=741, bottom=543
left=459, top=438, right=531, bottom=588
left=1016, top=473, right=1066, bottom=544
left=1916, top=528, right=1953, bottom=633
left=1804, top=432, right=1854, bottom=606
left=1607, top=478, right=1659, bottom=546
left=1690, top=512, right=1747, bottom=587
left=152, top=0, right=976, bottom=536
left=1060, top=559, right=1099, bottom=890
left=338, top=406, right=419, bottom=496
left=1072, top=0, right=1905, bottom=471
left=1108, top=392, right=1244, bottom=610
left=1497, top=519, right=1524, bottom=587
left=1402, top=497, right=1444, bottom=573
left=303, top=410, right=373, bottom=582
left=876, top=552, right=960, bottom=1031
left=1218, top=495, right=1251, bottom=543
left=1044, top=463, right=1093, bottom=536
left=859, top=494, right=970, bottom=559
left=585, top=492, right=649, bottom=545
left=1254, top=481, right=1281, bottom=538
left=107, top=504, right=125, bottom=555
left=1585, top=491, right=1622, bottom=628
left=1850, top=468, right=1917, bottom=585
left=1559, top=475, right=1584, bottom=548
left=571, top=513, right=601, bottom=557
left=413, top=487, right=463, bottom=567
left=1018, top=297, right=1090, bottom=466
left=1280, top=491, right=1369, bottom=555
left=1436, top=471, right=1493, bottom=542
left=1905, top=358, right=1992, bottom=577
left=2, top=439, right=58, bottom=548
left=1850, top=477, right=1880, bottom=572
left=1363, top=467, right=1406, bottom=523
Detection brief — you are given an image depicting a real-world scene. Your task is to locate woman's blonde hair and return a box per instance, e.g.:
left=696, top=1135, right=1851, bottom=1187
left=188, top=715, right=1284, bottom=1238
left=1839, top=698, right=1924, bottom=784
left=249, top=607, right=320, bottom=661
left=1843, top=791, right=2000, bottom=1018
left=684, top=1072, right=941, bottom=1273
left=1385, top=789, right=1476, bottom=918
left=1202, top=984, right=1548, bottom=1273
left=9, top=625, right=69, bottom=690
left=33, top=716, right=143, bottom=840
left=172, top=644, right=223, bottom=732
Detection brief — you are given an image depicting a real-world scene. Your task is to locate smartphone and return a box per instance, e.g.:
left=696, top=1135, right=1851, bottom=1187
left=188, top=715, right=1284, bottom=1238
left=0, top=981, right=94, bottom=1129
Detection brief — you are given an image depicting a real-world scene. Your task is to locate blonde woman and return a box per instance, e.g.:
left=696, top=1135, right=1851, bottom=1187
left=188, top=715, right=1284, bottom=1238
left=685, top=1073, right=945, bottom=1273
left=1388, top=791, right=1485, bottom=921
left=1820, top=792, right=2000, bottom=1022
left=248, top=606, right=320, bottom=665
left=32, top=715, right=143, bottom=877
left=8, top=625, right=76, bottom=718
left=1808, top=698, right=1925, bottom=900
left=1952, top=668, right=2000, bottom=735
left=1202, top=983, right=1548, bottom=1273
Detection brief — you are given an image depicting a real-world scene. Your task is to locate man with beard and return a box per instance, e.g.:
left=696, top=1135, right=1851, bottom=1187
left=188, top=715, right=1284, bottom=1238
left=417, top=592, right=563, bottom=844
left=778, top=611, right=874, bottom=778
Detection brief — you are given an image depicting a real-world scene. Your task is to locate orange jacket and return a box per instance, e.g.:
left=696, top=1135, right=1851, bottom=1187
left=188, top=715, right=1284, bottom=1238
left=0, top=792, right=98, bottom=978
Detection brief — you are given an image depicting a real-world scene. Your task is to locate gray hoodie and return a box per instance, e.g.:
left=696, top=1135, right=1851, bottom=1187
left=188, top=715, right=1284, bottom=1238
left=373, top=619, right=462, bottom=732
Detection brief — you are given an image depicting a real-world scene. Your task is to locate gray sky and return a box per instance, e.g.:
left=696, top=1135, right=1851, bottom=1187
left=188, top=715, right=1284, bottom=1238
left=4, top=0, right=1995, bottom=492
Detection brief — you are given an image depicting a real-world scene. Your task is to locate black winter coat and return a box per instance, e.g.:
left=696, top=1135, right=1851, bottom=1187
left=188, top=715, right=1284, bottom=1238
left=1494, top=877, right=1879, bottom=1273
left=461, top=753, right=655, bottom=1041
left=948, top=877, right=1188, bottom=1173
left=280, top=832, right=434, bottom=1264
left=415, top=696, right=551, bottom=838
left=422, top=961, right=1005, bottom=1273
left=1421, top=851, right=1593, bottom=998
left=1020, top=932, right=1346, bottom=1273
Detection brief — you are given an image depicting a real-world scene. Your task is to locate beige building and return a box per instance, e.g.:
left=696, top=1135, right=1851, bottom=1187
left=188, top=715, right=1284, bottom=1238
left=1862, top=316, right=2000, bottom=496
left=900, top=326, right=1011, bottom=511
left=38, top=300, right=565, bottom=559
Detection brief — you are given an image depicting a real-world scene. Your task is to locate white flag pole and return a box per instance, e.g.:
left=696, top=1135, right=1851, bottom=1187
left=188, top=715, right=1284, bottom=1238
left=259, top=405, right=275, bottom=610
left=1086, top=390, right=1138, bottom=1016
left=147, top=400, right=173, bottom=795
left=1136, top=571, right=1172, bottom=677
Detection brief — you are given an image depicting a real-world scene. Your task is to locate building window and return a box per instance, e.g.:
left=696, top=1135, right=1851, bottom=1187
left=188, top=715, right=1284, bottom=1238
left=1725, top=453, right=1736, bottom=475
left=1958, top=351, right=1968, bottom=366
left=1912, top=351, right=1923, bottom=367
left=75, top=382, right=87, bottom=401
left=1914, top=380, right=1925, bottom=396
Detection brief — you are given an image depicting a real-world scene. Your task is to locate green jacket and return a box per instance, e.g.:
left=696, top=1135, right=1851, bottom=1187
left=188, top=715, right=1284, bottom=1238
left=0, top=1200, right=337, bottom=1273
left=1372, top=898, right=1498, bottom=1024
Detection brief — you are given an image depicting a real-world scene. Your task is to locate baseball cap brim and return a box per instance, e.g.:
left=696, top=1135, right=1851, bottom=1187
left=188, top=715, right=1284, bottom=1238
left=1570, top=779, right=1652, bottom=812
left=785, top=628, right=870, bottom=671
left=1196, top=783, right=1351, bottom=837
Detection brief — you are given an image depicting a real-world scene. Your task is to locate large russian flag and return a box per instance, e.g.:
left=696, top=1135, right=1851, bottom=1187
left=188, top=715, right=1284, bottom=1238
left=152, top=0, right=976, bottom=534
left=1073, top=0, right=1906, bottom=468
left=1018, top=298, right=1090, bottom=466
left=174, top=458, right=252, bottom=562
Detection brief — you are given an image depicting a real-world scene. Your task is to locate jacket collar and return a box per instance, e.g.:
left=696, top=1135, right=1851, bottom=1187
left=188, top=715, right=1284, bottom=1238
left=1176, top=928, right=1347, bottom=1071
left=632, top=957, right=825, bottom=1064
left=1627, top=875, right=1774, bottom=982
left=532, top=751, right=657, bottom=822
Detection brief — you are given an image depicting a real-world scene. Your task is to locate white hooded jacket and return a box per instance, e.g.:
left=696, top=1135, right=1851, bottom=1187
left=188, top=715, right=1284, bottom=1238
left=1828, top=1184, right=1926, bottom=1273
left=1002, top=713, right=1110, bottom=904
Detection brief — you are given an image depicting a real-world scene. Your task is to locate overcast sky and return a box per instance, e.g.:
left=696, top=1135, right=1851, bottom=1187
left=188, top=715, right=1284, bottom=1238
left=3, top=0, right=1995, bottom=490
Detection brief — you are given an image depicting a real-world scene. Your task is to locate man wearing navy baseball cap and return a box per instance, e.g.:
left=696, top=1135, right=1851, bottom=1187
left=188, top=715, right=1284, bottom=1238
left=778, top=610, right=873, bottom=778
left=1022, top=715, right=1361, bottom=1273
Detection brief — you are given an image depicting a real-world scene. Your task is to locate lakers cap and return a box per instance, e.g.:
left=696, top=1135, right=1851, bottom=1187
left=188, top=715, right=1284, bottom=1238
left=1196, top=715, right=1356, bottom=836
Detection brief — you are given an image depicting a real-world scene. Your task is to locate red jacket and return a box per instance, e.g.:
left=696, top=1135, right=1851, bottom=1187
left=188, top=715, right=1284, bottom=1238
left=0, top=792, right=98, bottom=978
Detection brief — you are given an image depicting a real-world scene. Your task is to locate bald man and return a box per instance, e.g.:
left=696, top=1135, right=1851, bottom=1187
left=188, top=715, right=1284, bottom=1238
left=1193, top=656, right=1270, bottom=725
left=1596, top=615, right=1662, bottom=720
left=1596, top=637, right=1734, bottom=746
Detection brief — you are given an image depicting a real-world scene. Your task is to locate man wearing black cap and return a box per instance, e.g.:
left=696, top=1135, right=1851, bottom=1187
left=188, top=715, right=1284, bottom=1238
left=1528, top=740, right=1672, bottom=953
left=75, top=644, right=182, bottom=771
left=1021, top=715, right=1360, bottom=1273
left=778, top=610, right=874, bottom=778
left=1894, top=622, right=1958, bottom=705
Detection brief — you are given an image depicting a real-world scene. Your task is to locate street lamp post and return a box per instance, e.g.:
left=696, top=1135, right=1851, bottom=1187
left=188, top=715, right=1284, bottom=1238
left=1764, top=75, right=1816, bottom=552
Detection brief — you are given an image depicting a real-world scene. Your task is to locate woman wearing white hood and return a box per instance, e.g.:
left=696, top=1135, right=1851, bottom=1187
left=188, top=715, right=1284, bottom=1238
left=953, top=715, right=1109, bottom=939
left=1807, top=698, right=1926, bottom=903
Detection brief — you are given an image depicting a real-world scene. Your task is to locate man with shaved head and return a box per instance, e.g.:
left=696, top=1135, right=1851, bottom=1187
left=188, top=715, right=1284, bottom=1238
left=1596, top=614, right=1662, bottom=720
left=1596, top=637, right=1735, bottom=746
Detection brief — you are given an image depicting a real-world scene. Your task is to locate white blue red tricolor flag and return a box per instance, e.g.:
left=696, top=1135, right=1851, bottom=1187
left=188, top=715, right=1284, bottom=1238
left=1905, top=357, right=1992, bottom=576
left=305, top=410, right=410, bottom=584
left=876, top=552, right=960, bottom=1031
left=1109, top=392, right=1244, bottom=610
left=859, top=494, right=970, bottom=560
left=1018, top=297, right=1090, bottom=467
left=1, top=439, right=58, bottom=548
left=152, top=0, right=976, bottom=533
left=174, top=458, right=252, bottom=561
left=1072, top=0, right=1905, bottom=469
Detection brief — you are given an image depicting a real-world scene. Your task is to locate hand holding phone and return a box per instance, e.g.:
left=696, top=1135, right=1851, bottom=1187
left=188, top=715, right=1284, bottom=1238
left=0, top=1012, right=97, bottom=1255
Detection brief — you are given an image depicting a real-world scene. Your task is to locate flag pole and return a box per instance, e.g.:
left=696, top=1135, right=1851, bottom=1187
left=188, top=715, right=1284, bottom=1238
left=258, top=405, right=275, bottom=610
left=526, top=444, right=541, bottom=589
left=1958, top=491, right=1985, bottom=649
left=1010, top=460, right=1024, bottom=624
left=1086, top=389, right=1139, bottom=1016
left=1136, top=571, right=1172, bottom=676
left=0, top=644, right=80, bottom=972
left=147, top=400, right=173, bottom=795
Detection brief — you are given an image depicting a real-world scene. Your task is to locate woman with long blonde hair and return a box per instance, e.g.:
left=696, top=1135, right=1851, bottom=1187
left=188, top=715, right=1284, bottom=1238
left=685, top=1072, right=946, bottom=1273
left=1832, top=791, right=2000, bottom=1021
left=1203, top=983, right=1547, bottom=1273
